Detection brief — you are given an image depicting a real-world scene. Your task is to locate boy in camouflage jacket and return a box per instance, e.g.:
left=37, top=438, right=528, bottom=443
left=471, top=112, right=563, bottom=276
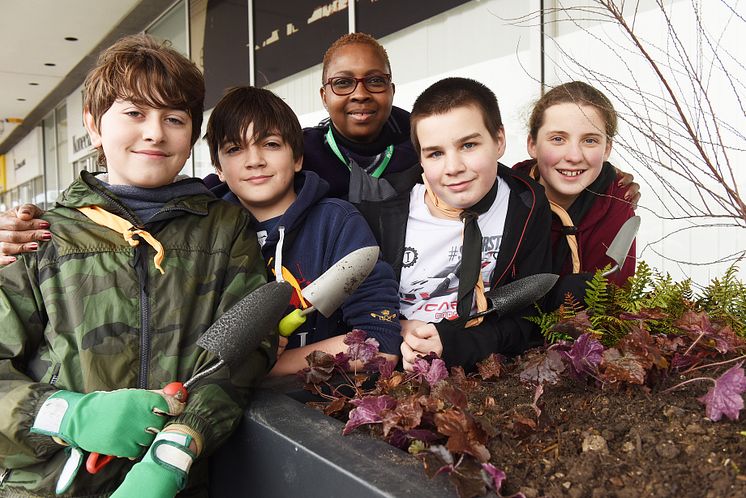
left=0, top=35, right=271, bottom=498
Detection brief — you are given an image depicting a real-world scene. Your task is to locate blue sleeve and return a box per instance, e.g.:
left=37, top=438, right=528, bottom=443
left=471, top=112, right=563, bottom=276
left=326, top=204, right=402, bottom=355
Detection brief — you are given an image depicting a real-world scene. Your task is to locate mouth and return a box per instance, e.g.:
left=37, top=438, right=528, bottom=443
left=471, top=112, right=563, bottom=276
left=444, top=179, right=474, bottom=192
left=557, top=169, right=586, bottom=178
left=134, top=150, right=168, bottom=158
left=347, top=109, right=376, bottom=122
left=246, top=175, right=272, bottom=184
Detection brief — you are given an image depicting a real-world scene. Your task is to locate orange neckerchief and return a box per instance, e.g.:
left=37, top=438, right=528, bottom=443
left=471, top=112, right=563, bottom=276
left=421, top=175, right=487, bottom=328
left=77, top=206, right=166, bottom=274
left=529, top=165, right=581, bottom=273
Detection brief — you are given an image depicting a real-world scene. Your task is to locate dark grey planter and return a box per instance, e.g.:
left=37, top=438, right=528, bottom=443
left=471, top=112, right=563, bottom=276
left=209, top=384, right=455, bottom=497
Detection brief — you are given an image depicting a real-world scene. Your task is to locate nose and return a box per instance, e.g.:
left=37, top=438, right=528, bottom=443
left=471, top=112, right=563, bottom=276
left=243, top=145, right=266, bottom=169
left=443, top=152, right=465, bottom=175
left=564, top=141, right=583, bottom=163
left=142, top=116, right=165, bottom=143
left=349, top=80, right=371, bottom=101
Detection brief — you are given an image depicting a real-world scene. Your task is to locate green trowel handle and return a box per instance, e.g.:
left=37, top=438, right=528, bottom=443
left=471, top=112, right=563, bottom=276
left=279, top=308, right=312, bottom=337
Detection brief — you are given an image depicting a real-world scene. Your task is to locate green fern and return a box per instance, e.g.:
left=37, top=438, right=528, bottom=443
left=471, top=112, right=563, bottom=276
left=697, top=264, right=746, bottom=336
left=526, top=304, right=564, bottom=343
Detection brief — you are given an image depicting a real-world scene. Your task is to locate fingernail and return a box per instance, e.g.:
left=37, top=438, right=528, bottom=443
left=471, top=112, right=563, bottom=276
left=29, top=243, right=39, bottom=251
left=41, top=232, right=52, bottom=241
left=20, top=209, right=31, bottom=216
left=39, top=221, right=50, bottom=228
left=7, top=256, right=16, bottom=263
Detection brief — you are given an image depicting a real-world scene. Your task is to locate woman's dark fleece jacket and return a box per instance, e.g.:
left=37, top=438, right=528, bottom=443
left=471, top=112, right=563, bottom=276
left=302, top=106, right=419, bottom=202
left=211, top=171, right=402, bottom=354
left=357, top=164, right=553, bottom=371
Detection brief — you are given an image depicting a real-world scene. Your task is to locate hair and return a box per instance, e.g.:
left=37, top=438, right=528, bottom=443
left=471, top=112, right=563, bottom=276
left=321, top=32, right=391, bottom=81
left=84, top=34, right=205, bottom=164
left=204, top=86, right=303, bottom=169
left=410, top=77, right=503, bottom=154
left=528, top=81, right=617, bottom=141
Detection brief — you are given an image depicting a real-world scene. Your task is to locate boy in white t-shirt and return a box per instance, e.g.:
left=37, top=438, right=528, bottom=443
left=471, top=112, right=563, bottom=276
left=358, top=77, right=552, bottom=371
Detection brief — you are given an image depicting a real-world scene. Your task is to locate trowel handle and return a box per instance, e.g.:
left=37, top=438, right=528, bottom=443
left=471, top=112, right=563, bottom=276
left=278, top=307, right=315, bottom=337
left=163, top=381, right=189, bottom=402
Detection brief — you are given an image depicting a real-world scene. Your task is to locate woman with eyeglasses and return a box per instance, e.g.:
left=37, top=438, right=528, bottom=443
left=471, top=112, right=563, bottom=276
left=302, top=33, right=420, bottom=203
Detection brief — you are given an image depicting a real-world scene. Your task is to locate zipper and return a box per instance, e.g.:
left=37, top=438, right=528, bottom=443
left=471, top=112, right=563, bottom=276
left=133, top=241, right=151, bottom=389
left=49, top=363, right=61, bottom=386
left=0, top=468, right=11, bottom=486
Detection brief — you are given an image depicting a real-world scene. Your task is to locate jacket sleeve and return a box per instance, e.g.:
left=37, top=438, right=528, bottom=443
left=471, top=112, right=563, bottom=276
left=435, top=193, right=553, bottom=371
left=0, top=255, right=60, bottom=468
left=328, top=206, right=402, bottom=356
left=167, top=213, right=272, bottom=456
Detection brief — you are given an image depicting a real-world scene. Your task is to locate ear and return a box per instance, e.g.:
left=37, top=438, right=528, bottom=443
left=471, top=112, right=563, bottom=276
left=494, top=128, right=507, bottom=159
left=83, top=109, right=102, bottom=147
left=320, top=87, right=328, bottom=110
left=215, top=166, right=225, bottom=182
left=603, top=140, right=612, bottom=161
left=391, top=82, right=396, bottom=96
left=527, top=134, right=537, bottom=159
left=294, top=155, right=304, bottom=173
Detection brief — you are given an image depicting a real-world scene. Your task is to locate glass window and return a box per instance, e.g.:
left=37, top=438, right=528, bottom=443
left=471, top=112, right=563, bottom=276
left=148, top=0, right=188, bottom=56
left=55, top=104, right=72, bottom=197
left=42, top=113, right=58, bottom=209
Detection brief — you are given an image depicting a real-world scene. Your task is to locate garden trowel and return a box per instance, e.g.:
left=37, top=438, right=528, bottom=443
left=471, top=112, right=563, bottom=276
left=278, top=246, right=380, bottom=337
left=83, top=281, right=293, bottom=477
left=467, top=273, right=559, bottom=320
left=601, top=215, right=640, bottom=277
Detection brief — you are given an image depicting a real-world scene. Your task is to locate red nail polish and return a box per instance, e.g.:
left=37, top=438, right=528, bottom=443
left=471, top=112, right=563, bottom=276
left=39, top=221, right=50, bottom=228
left=29, top=243, right=39, bottom=251
left=41, top=232, right=52, bottom=241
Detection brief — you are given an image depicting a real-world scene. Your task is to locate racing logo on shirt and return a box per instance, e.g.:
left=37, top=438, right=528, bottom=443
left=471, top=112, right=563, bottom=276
left=402, top=246, right=418, bottom=268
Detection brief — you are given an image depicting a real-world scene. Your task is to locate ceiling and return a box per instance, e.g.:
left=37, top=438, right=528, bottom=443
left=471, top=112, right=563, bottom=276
left=0, top=0, right=174, bottom=154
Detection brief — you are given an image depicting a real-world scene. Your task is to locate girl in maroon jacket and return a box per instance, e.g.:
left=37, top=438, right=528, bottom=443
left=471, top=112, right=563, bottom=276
left=513, top=81, right=636, bottom=303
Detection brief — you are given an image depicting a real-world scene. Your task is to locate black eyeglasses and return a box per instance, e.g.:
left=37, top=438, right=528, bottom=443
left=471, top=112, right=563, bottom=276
left=324, top=74, right=392, bottom=96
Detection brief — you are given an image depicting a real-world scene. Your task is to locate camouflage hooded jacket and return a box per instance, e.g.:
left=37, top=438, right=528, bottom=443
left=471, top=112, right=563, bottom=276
left=0, top=172, right=272, bottom=497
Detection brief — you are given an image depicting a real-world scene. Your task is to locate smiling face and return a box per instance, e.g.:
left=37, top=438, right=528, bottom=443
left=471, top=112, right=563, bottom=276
left=84, top=99, right=193, bottom=188
left=528, top=103, right=612, bottom=210
left=416, top=105, right=505, bottom=213
left=320, top=43, right=394, bottom=143
left=216, top=123, right=302, bottom=222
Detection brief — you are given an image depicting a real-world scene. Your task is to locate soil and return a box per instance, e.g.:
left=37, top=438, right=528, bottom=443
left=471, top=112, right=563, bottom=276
left=482, top=368, right=746, bottom=498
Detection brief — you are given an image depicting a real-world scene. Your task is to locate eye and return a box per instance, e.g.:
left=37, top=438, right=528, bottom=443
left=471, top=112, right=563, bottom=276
left=462, top=142, right=477, bottom=150
left=331, top=77, right=354, bottom=90
left=223, top=144, right=241, bottom=155
left=550, top=136, right=564, bottom=143
left=426, top=150, right=443, bottom=159
left=166, top=116, right=186, bottom=125
left=264, top=140, right=282, bottom=149
left=584, top=137, right=600, bottom=145
left=365, top=75, right=389, bottom=89
left=125, top=110, right=143, bottom=118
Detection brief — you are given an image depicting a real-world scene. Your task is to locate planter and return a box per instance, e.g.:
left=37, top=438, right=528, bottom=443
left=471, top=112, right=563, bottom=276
left=209, top=384, right=454, bottom=498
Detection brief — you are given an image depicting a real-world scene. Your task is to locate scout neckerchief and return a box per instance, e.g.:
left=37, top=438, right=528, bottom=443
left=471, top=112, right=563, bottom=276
left=325, top=127, right=394, bottom=178
left=421, top=175, right=499, bottom=328
left=77, top=206, right=166, bottom=274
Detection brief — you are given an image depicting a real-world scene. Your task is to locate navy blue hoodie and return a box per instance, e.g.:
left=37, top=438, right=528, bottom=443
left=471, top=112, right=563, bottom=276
left=211, top=171, right=402, bottom=354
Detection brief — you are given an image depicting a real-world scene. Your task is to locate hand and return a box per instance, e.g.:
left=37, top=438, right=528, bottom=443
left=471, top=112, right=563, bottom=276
left=31, top=388, right=185, bottom=458
left=400, top=321, right=443, bottom=371
left=615, top=169, right=641, bottom=209
left=110, top=431, right=195, bottom=498
left=0, top=204, right=50, bottom=265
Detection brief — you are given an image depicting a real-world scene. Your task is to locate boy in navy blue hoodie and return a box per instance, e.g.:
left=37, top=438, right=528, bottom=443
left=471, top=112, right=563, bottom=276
left=205, top=86, right=401, bottom=375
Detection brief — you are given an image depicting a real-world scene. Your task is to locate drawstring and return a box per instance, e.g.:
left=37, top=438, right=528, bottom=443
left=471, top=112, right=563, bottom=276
left=269, top=225, right=308, bottom=309
left=77, top=206, right=166, bottom=274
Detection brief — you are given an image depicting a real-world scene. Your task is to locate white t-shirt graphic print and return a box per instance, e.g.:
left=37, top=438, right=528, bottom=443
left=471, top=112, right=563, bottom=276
left=399, top=177, right=510, bottom=323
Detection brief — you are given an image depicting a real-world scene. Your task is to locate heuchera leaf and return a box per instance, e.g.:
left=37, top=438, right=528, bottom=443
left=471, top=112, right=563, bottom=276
left=600, top=348, right=646, bottom=385
left=674, top=311, right=738, bottom=354
left=481, top=463, right=506, bottom=492
left=560, top=333, right=603, bottom=380
left=413, top=357, right=449, bottom=386
left=432, top=382, right=468, bottom=409
left=299, top=351, right=336, bottom=384
left=519, top=349, right=566, bottom=385
left=698, top=362, right=746, bottom=421
left=381, top=395, right=423, bottom=436
left=434, top=409, right=490, bottom=463
left=617, top=326, right=668, bottom=370
left=476, top=353, right=505, bottom=380
left=344, top=329, right=380, bottom=363
left=550, top=310, right=592, bottom=339
left=343, top=395, right=397, bottom=435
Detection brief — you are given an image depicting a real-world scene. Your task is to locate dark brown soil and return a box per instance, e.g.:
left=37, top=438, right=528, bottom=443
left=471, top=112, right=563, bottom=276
left=485, top=371, right=746, bottom=498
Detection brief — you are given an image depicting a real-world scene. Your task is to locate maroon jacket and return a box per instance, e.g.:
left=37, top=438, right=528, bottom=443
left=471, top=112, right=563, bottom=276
left=513, top=159, right=636, bottom=287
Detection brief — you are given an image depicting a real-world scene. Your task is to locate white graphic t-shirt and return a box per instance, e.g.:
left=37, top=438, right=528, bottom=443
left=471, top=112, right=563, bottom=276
left=399, top=177, right=510, bottom=322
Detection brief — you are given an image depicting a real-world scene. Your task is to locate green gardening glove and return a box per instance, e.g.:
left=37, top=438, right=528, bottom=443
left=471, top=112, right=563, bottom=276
left=110, top=431, right=195, bottom=498
left=31, top=388, right=184, bottom=458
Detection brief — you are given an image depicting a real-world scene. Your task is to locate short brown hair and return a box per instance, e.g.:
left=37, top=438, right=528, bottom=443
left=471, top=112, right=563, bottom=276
left=84, top=34, right=205, bottom=164
left=321, top=33, right=391, bottom=81
left=410, top=77, right=503, bottom=155
left=205, top=86, right=303, bottom=170
left=528, top=81, right=617, bottom=141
